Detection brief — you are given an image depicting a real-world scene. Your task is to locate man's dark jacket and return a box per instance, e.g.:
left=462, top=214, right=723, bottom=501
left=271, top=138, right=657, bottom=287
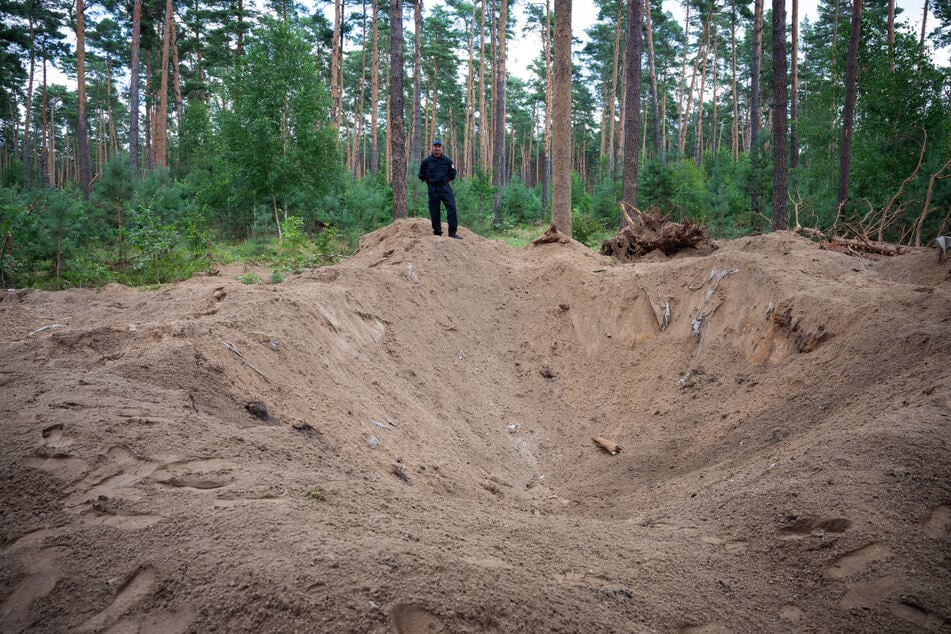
left=418, top=153, right=457, bottom=185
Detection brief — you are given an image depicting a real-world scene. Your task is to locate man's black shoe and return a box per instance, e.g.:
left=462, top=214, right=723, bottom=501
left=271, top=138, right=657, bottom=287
left=433, top=231, right=443, bottom=236
left=449, top=233, right=463, bottom=240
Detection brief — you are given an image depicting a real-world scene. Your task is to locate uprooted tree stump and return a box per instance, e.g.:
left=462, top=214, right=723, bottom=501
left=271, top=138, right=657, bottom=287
left=600, top=205, right=715, bottom=262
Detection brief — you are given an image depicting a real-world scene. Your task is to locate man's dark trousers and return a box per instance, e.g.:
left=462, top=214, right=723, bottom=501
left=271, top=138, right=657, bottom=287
left=428, top=182, right=457, bottom=235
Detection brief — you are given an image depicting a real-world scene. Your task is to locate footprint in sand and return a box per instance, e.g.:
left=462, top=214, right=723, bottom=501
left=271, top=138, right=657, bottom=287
left=66, top=446, right=163, bottom=507
left=21, top=423, right=88, bottom=482
left=778, top=516, right=851, bottom=539
left=825, top=542, right=890, bottom=579
left=0, top=530, right=66, bottom=632
left=81, top=508, right=163, bottom=530
left=151, top=458, right=236, bottom=491
left=838, top=575, right=899, bottom=611
left=891, top=598, right=950, bottom=631
left=391, top=604, right=447, bottom=634
left=21, top=454, right=89, bottom=482
left=75, top=566, right=157, bottom=632
left=40, top=423, right=72, bottom=448
left=102, top=605, right=198, bottom=634
left=922, top=505, right=951, bottom=538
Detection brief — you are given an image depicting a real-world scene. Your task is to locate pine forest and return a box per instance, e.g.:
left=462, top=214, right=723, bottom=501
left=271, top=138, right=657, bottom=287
left=1, top=0, right=949, bottom=288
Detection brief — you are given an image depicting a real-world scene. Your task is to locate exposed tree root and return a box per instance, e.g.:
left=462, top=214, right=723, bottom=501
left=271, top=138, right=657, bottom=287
left=600, top=204, right=715, bottom=262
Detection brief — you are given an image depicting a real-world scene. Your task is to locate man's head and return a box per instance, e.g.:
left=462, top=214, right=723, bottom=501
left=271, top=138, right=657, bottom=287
left=432, top=139, right=442, bottom=156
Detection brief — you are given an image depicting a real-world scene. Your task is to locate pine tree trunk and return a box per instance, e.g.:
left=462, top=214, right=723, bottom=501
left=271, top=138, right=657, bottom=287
left=675, top=0, right=689, bottom=157
left=478, top=0, right=488, bottom=169
left=541, top=0, right=553, bottom=215
left=645, top=0, right=662, bottom=163
left=679, top=5, right=712, bottom=157
left=155, top=0, right=172, bottom=169
left=749, top=0, right=763, bottom=216
left=76, top=0, right=91, bottom=198
left=41, top=58, right=49, bottom=188
left=606, top=0, right=622, bottom=179
left=887, top=0, right=895, bottom=71
left=709, top=26, right=718, bottom=156
left=551, top=0, right=572, bottom=235
left=171, top=18, right=183, bottom=123
left=730, top=0, right=738, bottom=161
left=22, top=14, right=36, bottom=187
left=694, top=26, right=708, bottom=165
left=390, top=0, right=408, bottom=219
left=130, top=0, right=141, bottom=180
left=622, top=0, right=642, bottom=211
left=331, top=0, right=344, bottom=128
left=352, top=0, right=368, bottom=177
left=835, top=0, right=862, bottom=217
left=771, top=0, right=788, bottom=231
left=370, top=0, right=380, bottom=175
left=790, top=0, right=799, bottom=169
left=491, top=0, right=508, bottom=225
left=464, top=3, right=476, bottom=175
left=411, top=0, right=423, bottom=177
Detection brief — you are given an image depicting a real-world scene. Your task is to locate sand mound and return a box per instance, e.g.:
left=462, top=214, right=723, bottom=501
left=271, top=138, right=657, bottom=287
left=2, top=218, right=950, bottom=633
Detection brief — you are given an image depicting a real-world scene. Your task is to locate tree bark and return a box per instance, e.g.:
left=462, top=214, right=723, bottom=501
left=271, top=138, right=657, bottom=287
left=330, top=0, right=344, bottom=128
left=41, top=57, right=49, bottom=188
left=606, top=0, right=622, bottom=178
left=644, top=0, right=662, bottom=163
left=370, top=0, right=380, bottom=174
left=622, top=0, right=642, bottom=212
left=478, top=0, right=488, bottom=168
left=771, top=0, right=788, bottom=231
left=887, top=0, right=895, bottom=72
left=411, top=0, right=423, bottom=177
left=835, top=0, right=862, bottom=217
left=155, top=0, right=173, bottom=169
left=730, top=0, right=738, bottom=161
left=675, top=0, right=689, bottom=158
left=171, top=16, right=183, bottom=123
left=129, top=0, right=141, bottom=180
left=551, top=0, right=572, bottom=235
left=542, top=0, right=553, bottom=215
left=491, top=0, right=508, bottom=225
left=76, top=0, right=91, bottom=198
left=749, top=0, right=763, bottom=215
left=790, top=0, right=799, bottom=169
left=351, top=0, right=368, bottom=177
left=390, top=0, right=408, bottom=219
left=22, top=13, right=36, bottom=187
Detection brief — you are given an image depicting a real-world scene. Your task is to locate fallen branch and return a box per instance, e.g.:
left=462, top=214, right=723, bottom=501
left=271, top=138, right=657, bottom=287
left=222, top=340, right=271, bottom=383
left=827, top=235, right=903, bottom=256
left=592, top=437, right=622, bottom=455
left=28, top=324, right=64, bottom=336
left=879, top=128, right=926, bottom=242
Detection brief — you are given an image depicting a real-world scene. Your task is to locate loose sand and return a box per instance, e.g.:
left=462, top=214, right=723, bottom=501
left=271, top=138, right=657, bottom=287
left=2, top=218, right=949, bottom=633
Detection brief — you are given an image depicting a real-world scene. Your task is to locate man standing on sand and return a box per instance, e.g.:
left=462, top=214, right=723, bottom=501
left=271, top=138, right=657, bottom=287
left=418, top=139, right=461, bottom=239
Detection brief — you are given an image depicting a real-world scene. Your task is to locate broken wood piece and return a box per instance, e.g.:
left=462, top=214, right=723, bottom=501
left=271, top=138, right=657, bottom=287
left=222, top=340, right=271, bottom=383
left=369, top=420, right=393, bottom=431
left=27, top=324, right=64, bottom=336
left=592, top=437, right=622, bottom=455
left=393, top=464, right=412, bottom=484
